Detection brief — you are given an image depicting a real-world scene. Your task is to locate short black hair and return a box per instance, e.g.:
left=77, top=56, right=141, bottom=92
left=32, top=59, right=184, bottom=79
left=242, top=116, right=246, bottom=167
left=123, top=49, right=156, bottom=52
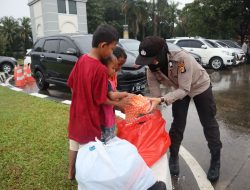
left=102, top=54, right=116, bottom=66
left=92, top=24, right=119, bottom=47
left=113, top=46, right=127, bottom=59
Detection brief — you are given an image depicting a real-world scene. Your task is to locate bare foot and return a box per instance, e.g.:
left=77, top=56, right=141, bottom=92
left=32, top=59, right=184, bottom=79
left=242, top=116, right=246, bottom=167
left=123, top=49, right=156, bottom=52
left=67, top=169, right=75, bottom=180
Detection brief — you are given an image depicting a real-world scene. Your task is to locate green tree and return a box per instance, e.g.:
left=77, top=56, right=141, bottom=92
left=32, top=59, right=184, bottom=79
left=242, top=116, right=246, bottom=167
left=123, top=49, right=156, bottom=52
left=122, top=0, right=137, bottom=38
left=122, top=0, right=148, bottom=39
left=19, top=17, right=32, bottom=51
left=145, top=0, right=179, bottom=38
left=162, top=1, right=179, bottom=38
left=86, top=0, right=105, bottom=33
left=103, top=0, right=124, bottom=35
left=178, top=0, right=250, bottom=41
left=0, top=16, right=20, bottom=55
left=0, top=33, right=7, bottom=55
left=0, top=16, right=33, bottom=57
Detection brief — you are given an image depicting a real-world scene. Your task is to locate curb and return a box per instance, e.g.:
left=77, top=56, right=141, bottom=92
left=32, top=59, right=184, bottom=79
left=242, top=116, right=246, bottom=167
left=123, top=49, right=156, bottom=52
left=0, top=75, right=72, bottom=105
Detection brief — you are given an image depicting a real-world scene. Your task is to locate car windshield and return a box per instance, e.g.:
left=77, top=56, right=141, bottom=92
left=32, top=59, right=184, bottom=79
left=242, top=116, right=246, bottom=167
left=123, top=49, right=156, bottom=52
left=205, top=40, right=219, bottom=48
left=216, top=41, right=229, bottom=48
left=222, top=40, right=241, bottom=48
left=167, top=39, right=176, bottom=43
left=72, top=35, right=93, bottom=54
left=120, top=40, right=140, bottom=51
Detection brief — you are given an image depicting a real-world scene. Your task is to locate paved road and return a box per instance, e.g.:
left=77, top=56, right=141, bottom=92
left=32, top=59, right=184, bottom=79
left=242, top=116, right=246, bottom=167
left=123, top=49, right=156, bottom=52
left=162, top=64, right=250, bottom=190
left=6, top=64, right=250, bottom=189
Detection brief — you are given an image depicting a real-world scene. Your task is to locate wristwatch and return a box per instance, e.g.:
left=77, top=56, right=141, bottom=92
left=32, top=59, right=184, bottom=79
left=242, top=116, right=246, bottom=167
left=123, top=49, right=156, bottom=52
left=159, top=97, right=165, bottom=105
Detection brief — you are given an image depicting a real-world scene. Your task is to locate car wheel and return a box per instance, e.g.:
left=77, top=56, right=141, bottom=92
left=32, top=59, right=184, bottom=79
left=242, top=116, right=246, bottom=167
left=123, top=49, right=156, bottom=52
left=35, top=70, right=49, bottom=90
left=1, top=62, right=13, bottom=73
left=210, top=57, right=223, bottom=70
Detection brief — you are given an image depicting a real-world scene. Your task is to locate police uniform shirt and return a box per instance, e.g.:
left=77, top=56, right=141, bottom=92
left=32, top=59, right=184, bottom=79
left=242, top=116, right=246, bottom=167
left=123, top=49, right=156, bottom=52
left=147, top=50, right=211, bottom=105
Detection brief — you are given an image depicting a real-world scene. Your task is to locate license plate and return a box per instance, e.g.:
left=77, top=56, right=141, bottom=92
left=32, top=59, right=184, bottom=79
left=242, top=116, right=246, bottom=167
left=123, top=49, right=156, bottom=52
left=132, top=83, right=146, bottom=92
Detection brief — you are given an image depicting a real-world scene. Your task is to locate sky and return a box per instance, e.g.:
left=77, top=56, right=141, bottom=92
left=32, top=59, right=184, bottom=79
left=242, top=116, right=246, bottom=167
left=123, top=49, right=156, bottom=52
left=0, top=0, right=194, bottom=19
left=173, top=0, right=194, bottom=9
left=0, top=0, right=30, bottom=19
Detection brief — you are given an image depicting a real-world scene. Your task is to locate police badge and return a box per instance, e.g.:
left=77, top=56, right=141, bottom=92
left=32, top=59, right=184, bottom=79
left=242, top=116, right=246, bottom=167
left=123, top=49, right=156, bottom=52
left=178, top=62, right=186, bottom=73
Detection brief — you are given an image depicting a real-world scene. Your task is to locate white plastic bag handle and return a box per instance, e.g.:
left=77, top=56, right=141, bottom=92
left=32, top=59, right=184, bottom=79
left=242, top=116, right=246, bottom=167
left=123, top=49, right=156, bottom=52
left=94, top=137, right=118, bottom=175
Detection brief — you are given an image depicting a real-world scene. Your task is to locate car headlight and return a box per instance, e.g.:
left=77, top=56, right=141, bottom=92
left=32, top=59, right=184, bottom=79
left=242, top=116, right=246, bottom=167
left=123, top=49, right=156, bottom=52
left=10, top=57, right=17, bottom=62
left=221, top=50, right=230, bottom=56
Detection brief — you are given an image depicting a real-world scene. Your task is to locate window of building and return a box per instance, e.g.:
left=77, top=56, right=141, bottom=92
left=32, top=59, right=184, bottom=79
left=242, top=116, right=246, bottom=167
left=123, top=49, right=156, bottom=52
left=57, top=0, right=66, bottom=13
left=69, top=0, right=77, bottom=14
left=57, top=0, right=77, bottom=14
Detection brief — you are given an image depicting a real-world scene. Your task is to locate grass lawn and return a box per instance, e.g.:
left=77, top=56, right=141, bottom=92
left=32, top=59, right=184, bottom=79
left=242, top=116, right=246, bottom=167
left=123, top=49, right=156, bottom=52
left=0, top=86, right=77, bottom=189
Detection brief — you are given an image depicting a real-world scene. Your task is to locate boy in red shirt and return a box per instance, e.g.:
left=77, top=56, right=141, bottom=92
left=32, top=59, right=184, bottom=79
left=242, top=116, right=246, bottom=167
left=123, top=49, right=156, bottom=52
left=67, top=24, right=127, bottom=179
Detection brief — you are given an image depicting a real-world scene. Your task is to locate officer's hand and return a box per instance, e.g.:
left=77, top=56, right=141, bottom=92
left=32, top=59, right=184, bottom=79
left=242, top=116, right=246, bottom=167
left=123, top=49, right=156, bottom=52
left=117, top=96, right=132, bottom=108
left=147, top=97, right=161, bottom=113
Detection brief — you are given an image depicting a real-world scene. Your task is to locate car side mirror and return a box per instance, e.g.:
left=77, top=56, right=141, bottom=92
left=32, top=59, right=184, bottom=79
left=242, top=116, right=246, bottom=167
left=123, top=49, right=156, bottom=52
left=201, top=45, right=207, bottom=49
left=66, top=48, right=77, bottom=55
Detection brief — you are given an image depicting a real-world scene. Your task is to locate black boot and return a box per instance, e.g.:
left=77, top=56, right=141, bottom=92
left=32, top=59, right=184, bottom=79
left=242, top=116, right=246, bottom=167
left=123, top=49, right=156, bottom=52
left=147, top=181, right=167, bottom=190
left=207, top=150, right=220, bottom=182
left=169, top=155, right=179, bottom=176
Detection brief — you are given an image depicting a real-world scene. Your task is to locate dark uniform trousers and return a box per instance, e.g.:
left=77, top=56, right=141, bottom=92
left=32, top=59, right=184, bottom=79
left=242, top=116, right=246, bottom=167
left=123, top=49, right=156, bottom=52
left=169, top=86, right=222, bottom=157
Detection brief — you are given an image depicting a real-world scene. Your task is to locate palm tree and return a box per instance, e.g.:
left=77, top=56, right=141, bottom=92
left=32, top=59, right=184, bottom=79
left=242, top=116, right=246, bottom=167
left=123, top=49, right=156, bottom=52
left=0, top=16, right=19, bottom=46
left=122, top=0, right=148, bottom=39
left=134, top=1, right=148, bottom=39
left=19, top=17, right=32, bottom=51
left=0, top=33, right=7, bottom=55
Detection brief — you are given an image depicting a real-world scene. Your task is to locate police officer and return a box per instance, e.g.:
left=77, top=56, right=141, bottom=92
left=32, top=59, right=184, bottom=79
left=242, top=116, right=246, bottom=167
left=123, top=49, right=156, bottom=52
left=135, top=36, right=222, bottom=182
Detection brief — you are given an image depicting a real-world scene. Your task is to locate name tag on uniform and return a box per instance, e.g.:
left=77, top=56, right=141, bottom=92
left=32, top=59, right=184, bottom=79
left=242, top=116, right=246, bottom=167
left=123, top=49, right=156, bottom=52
left=178, top=62, right=186, bottom=73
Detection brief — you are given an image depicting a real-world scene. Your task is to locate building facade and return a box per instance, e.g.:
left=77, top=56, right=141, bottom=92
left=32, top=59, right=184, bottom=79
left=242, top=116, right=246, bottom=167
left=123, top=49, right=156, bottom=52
left=28, top=0, right=88, bottom=42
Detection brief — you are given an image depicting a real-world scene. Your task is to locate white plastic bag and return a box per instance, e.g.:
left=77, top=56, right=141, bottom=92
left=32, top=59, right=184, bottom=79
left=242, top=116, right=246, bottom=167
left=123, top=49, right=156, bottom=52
left=76, top=137, right=156, bottom=190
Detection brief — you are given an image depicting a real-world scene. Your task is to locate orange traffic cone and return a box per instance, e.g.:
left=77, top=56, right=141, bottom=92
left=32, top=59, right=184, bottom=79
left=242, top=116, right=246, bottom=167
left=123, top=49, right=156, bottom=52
left=26, top=65, right=35, bottom=83
left=14, top=65, right=18, bottom=80
left=15, top=65, right=26, bottom=87
left=23, top=64, right=28, bottom=81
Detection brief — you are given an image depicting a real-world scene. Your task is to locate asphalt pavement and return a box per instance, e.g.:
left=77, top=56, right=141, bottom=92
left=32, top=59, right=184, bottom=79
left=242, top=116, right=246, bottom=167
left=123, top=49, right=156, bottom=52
left=161, top=64, right=250, bottom=190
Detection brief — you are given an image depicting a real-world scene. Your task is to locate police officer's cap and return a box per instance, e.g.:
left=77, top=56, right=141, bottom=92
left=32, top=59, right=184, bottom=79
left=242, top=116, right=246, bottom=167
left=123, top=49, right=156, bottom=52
left=135, top=36, right=165, bottom=66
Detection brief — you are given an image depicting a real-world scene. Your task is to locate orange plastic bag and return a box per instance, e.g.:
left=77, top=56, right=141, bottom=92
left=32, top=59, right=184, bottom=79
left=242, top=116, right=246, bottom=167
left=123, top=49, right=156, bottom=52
left=117, top=110, right=171, bottom=167
left=123, top=95, right=151, bottom=122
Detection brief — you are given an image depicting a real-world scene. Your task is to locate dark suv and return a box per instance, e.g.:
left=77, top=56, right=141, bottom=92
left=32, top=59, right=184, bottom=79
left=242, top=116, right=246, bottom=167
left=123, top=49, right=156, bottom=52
left=30, top=34, right=146, bottom=93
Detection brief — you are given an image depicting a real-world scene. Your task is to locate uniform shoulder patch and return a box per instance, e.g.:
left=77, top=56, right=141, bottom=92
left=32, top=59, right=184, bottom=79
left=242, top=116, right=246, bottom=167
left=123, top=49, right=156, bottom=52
left=177, top=61, right=186, bottom=73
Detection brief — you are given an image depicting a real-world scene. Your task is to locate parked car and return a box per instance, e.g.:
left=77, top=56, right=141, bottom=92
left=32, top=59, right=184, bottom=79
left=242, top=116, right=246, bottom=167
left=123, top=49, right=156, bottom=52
left=220, top=40, right=241, bottom=49
left=221, top=40, right=246, bottom=64
left=0, top=56, right=17, bottom=73
left=166, top=42, right=202, bottom=65
left=117, top=39, right=146, bottom=92
left=30, top=34, right=146, bottom=93
left=208, top=39, right=245, bottom=65
left=24, top=49, right=32, bottom=65
left=118, top=39, right=140, bottom=55
left=167, top=38, right=235, bottom=70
